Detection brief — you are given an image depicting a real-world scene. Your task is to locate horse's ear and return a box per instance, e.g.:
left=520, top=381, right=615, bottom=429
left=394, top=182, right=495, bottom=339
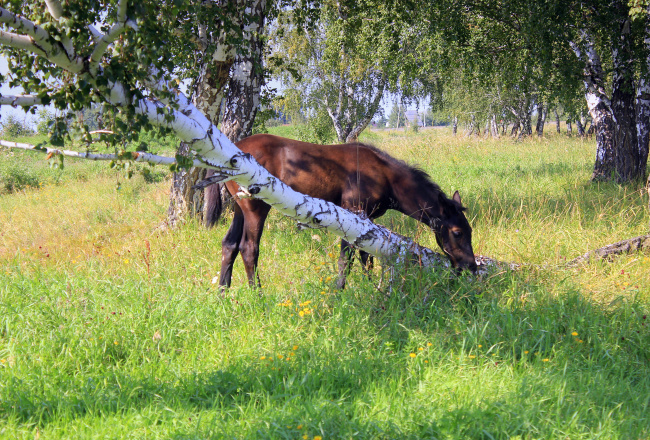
left=452, top=191, right=462, bottom=205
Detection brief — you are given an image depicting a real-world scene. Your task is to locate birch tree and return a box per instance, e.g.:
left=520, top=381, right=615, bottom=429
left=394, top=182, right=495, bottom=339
left=0, top=1, right=489, bottom=273
left=166, top=0, right=270, bottom=227
left=270, top=1, right=406, bottom=143
left=451, top=0, right=647, bottom=183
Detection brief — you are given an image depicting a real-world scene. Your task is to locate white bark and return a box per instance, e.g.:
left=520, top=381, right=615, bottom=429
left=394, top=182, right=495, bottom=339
left=0, top=6, right=84, bottom=73
left=570, top=30, right=617, bottom=179
left=89, top=0, right=138, bottom=75
left=636, top=4, right=650, bottom=180
left=0, top=140, right=211, bottom=169
left=0, top=94, right=41, bottom=107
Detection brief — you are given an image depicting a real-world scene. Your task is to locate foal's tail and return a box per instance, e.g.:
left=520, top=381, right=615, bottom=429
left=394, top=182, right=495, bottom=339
left=203, top=169, right=223, bottom=228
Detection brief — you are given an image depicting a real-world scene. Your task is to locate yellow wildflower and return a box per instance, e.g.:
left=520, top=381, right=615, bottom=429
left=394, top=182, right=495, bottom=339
left=409, top=353, right=416, bottom=358
left=571, top=332, right=578, bottom=336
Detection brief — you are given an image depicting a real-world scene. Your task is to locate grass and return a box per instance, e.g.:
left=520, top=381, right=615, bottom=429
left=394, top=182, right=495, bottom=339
left=1, top=128, right=649, bottom=439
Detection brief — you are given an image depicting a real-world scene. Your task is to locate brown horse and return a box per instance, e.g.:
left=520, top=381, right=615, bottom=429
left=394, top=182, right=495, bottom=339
left=218, top=134, right=477, bottom=289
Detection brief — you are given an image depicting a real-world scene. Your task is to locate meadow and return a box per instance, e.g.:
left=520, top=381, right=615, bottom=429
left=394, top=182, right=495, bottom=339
left=0, top=128, right=649, bottom=439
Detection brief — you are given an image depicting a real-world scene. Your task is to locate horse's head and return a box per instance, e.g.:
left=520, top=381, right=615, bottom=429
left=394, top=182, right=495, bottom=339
left=431, top=191, right=477, bottom=273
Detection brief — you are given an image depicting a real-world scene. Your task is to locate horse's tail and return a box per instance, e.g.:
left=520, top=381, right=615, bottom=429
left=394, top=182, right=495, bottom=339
left=203, top=169, right=223, bottom=228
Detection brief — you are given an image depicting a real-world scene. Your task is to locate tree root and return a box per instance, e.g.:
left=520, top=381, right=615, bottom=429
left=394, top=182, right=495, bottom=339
left=567, top=235, right=650, bottom=266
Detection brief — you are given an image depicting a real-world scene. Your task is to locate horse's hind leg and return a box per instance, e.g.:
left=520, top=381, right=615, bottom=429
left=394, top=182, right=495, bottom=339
left=360, top=251, right=374, bottom=275
left=219, top=203, right=245, bottom=288
left=336, top=240, right=355, bottom=289
left=239, top=200, right=271, bottom=289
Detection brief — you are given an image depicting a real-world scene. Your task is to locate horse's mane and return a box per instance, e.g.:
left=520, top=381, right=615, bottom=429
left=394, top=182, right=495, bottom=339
left=349, top=141, right=454, bottom=204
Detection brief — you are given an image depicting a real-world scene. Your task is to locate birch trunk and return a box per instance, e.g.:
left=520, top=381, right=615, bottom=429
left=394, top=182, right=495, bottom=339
left=554, top=109, right=561, bottom=133
left=167, top=1, right=242, bottom=227
left=636, top=3, right=650, bottom=181
left=572, top=12, right=643, bottom=183
left=490, top=114, right=499, bottom=138
left=570, top=32, right=617, bottom=181
left=576, top=117, right=585, bottom=137
left=202, top=0, right=268, bottom=227
left=610, top=14, right=640, bottom=183
left=167, top=59, right=233, bottom=227
left=510, top=120, right=520, bottom=137
left=636, top=81, right=650, bottom=179
left=325, top=74, right=386, bottom=143
left=535, top=103, right=546, bottom=137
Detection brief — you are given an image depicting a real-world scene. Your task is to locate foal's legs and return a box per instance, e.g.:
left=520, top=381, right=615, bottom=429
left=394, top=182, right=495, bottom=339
left=336, top=240, right=356, bottom=289
left=219, top=203, right=245, bottom=288
left=336, top=248, right=374, bottom=289
left=360, top=251, right=374, bottom=273
left=238, top=199, right=272, bottom=288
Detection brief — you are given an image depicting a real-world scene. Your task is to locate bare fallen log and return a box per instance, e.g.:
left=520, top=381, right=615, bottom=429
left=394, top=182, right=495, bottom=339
left=568, top=235, right=650, bottom=265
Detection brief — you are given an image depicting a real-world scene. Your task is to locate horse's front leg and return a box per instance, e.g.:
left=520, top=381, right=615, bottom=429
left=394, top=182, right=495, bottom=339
left=219, top=204, right=245, bottom=289
left=239, top=202, right=271, bottom=289
left=336, top=240, right=355, bottom=289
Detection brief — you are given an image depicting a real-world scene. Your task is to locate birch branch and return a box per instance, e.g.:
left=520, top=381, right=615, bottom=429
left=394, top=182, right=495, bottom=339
left=0, top=94, right=42, bottom=106
left=42, top=0, right=75, bottom=58
left=0, top=7, right=51, bottom=42
left=44, top=0, right=64, bottom=19
left=87, top=24, right=103, bottom=41
left=0, top=30, right=48, bottom=58
left=0, top=139, right=241, bottom=182
left=89, top=0, right=138, bottom=74
left=0, top=8, right=83, bottom=73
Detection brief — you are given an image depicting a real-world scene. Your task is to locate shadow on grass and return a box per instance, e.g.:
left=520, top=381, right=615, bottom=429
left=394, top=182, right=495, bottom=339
left=1, top=269, right=649, bottom=439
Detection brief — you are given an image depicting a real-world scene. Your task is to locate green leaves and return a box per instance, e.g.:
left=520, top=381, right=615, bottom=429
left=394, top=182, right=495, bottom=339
left=47, top=151, right=65, bottom=170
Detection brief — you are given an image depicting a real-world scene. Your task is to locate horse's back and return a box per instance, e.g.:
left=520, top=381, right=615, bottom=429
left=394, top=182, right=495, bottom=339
left=233, top=134, right=390, bottom=208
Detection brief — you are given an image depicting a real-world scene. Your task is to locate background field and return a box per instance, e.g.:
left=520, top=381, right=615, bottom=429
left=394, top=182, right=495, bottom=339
left=1, top=128, right=649, bottom=439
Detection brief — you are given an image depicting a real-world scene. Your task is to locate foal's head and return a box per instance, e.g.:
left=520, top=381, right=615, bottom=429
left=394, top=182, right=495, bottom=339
left=431, top=191, right=477, bottom=273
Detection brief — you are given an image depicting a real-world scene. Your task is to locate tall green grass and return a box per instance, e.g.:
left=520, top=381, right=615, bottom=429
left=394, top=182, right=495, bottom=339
left=0, top=128, right=649, bottom=439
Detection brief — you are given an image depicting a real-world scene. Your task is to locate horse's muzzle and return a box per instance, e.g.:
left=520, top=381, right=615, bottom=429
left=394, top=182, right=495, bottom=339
left=454, top=257, right=478, bottom=274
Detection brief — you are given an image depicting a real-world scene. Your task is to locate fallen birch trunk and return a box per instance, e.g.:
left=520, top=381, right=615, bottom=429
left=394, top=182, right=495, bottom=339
left=0, top=138, right=507, bottom=276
